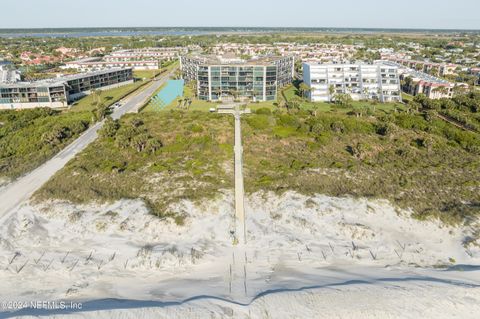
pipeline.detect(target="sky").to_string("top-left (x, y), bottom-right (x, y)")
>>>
top-left (1, 0), bottom-right (479, 30)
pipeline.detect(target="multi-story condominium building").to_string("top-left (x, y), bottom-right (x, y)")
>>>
top-left (303, 62), bottom-right (402, 103)
top-left (385, 57), bottom-right (458, 77)
top-left (63, 57), bottom-right (159, 71)
top-left (0, 62), bottom-right (21, 84)
top-left (0, 68), bottom-right (133, 109)
top-left (384, 61), bottom-right (455, 99)
top-left (107, 47), bottom-right (188, 61)
top-left (211, 43), bottom-right (357, 63)
top-left (405, 79), bottom-right (454, 99)
top-left (180, 55), bottom-right (294, 101)
top-left (62, 47), bottom-right (191, 72)
top-left (470, 67), bottom-right (480, 85)
top-left (0, 69), bottom-right (21, 83)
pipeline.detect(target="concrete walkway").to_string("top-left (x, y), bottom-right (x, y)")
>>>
top-left (234, 110), bottom-right (247, 245)
top-left (218, 104), bottom-right (250, 299)
top-left (219, 104), bottom-right (249, 244)
top-left (0, 70), bottom-right (176, 222)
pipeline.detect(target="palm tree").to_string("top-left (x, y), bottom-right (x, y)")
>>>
top-left (432, 86), bottom-right (449, 98)
top-left (229, 89), bottom-right (240, 100)
top-left (302, 84), bottom-right (313, 100)
top-left (430, 66), bottom-right (440, 76)
top-left (362, 87), bottom-right (369, 100)
top-left (288, 96), bottom-right (302, 111)
top-left (376, 88), bottom-right (383, 103)
top-left (91, 89), bottom-right (101, 106)
top-left (403, 76), bottom-right (413, 90)
top-left (352, 105), bottom-right (362, 117)
top-left (278, 100), bottom-right (287, 109)
top-left (96, 103), bottom-right (108, 120)
top-left (177, 97), bottom-right (184, 108)
top-left (299, 82), bottom-right (309, 98)
top-left (191, 81), bottom-right (198, 98)
top-left (452, 85), bottom-right (467, 96)
top-left (212, 87), bottom-right (222, 101)
top-left (328, 85), bottom-right (336, 102)
top-left (334, 94), bottom-right (353, 108)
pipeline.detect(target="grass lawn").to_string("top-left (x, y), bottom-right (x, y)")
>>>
top-left (142, 98), bottom-right (216, 113)
top-left (142, 81), bottom-right (220, 113)
top-left (69, 63), bottom-right (178, 113)
top-left (133, 70), bottom-right (163, 80)
top-left (184, 100), bottom-right (219, 112)
top-left (68, 81), bottom-right (147, 113)
top-left (245, 101), bottom-right (278, 112)
top-left (133, 60), bottom-right (179, 80)
top-left (143, 81), bottom-right (405, 116)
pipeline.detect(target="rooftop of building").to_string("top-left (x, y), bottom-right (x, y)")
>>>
top-left (182, 54), bottom-right (293, 66)
top-left (0, 67), bottom-right (132, 88)
top-left (382, 61), bottom-right (452, 85)
top-left (67, 60), bottom-right (158, 65)
top-left (0, 69), bottom-right (21, 83)
top-left (65, 57), bottom-right (102, 64)
top-left (113, 47), bottom-right (187, 52)
top-left (303, 60), bottom-right (399, 68)
top-left (387, 56), bottom-right (458, 67)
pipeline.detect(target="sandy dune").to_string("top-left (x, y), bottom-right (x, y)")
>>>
top-left (0, 192), bottom-right (479, 318)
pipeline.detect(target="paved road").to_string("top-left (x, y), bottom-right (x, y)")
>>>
top-left (0, 70), bottom-right (175, 221)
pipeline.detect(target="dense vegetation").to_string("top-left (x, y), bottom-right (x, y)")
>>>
top-left (34, 111), bottom-right (234, 223)
top-left (408, 92), bottom-right (480, 134)
top-left (0, 108), bottom-right (91, 181)
top-left (1, 31), bottom-right (478, 227)
top-left (242, 106), bottom-right (480, 225)
top-left (30, 97), bottom-right (480, 226)
top-left (1, 32), bottom-right (479, 74)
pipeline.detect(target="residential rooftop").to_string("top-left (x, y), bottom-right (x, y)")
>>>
top-left (0, 67), bottom-right (132, 88)
top-left (183, 54), bottom-right (293, 66)
top-left (303, 60), bottom-right (399, 67)
top-left (0, 69), bottom-right (21, 83)
top-left (382, 61), bottom-right (452, 84)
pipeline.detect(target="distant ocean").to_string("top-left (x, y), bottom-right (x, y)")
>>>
top-left (0, 27), bottom-right (478, 38)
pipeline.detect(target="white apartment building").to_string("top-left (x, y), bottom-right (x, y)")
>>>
top-left (212, 43), bottom-right (357, 63)
top-left (62, 47), bottom-right (190, 72)
top-left (0, 62), bottom-right (21, 83)
top-left (303, 62), bottom-right (402, 103)
top-left (108, 47), bottom-right (188, 60)
top-left (64, 60), bottom-right (158, 71)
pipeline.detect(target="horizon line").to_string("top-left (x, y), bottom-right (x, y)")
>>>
top-left (0, 26), bottom-right (479, 32)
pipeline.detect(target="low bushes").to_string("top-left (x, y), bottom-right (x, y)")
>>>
top-left (34, 111), bottom-right (234, 223)
top-left (242, 110), bottom-right (480, 225)
top-left (0, 108), bottom-right (91, 179)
